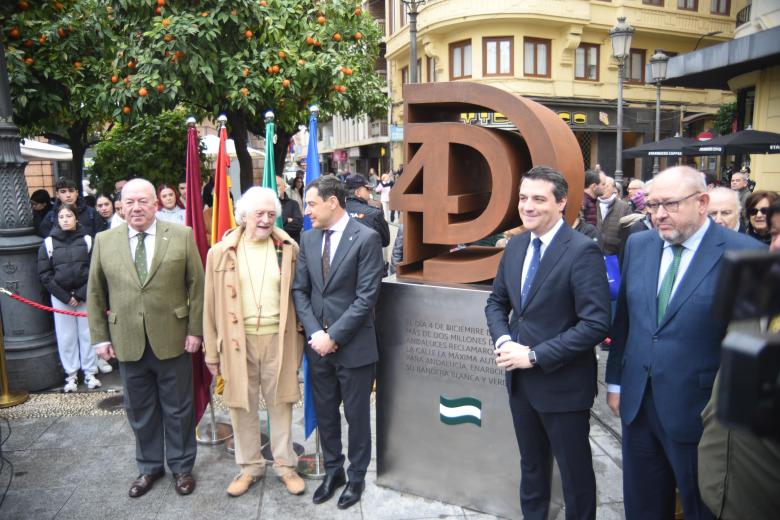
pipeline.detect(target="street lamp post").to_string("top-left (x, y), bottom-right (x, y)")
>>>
top-left (402, 0), bottom-right (426, 83)
top-left (609, 16), bottom-right (634, 186)
top-left (649, 49), bottom-right (669, 175)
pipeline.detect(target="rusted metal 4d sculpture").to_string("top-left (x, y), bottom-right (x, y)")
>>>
top-left (391, 83), bottom-right (584, 283)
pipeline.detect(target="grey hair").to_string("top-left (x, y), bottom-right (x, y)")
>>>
top-left (234, 186), bottom-right (283, 225)
top-left (709, 186), bottom-right (741, 211)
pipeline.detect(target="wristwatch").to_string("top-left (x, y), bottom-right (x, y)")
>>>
top-left (528, 350), bottom-right (537, 366)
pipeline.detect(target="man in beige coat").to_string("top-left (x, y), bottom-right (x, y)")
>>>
top-left (203, 186), bottom-right (305, 497)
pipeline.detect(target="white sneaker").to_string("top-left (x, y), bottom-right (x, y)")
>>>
top-left (96, 358), bottom-right (113, 374)
top-left (85, 373), bottom-right (102, 389)
top-left (63, 374), bottom-right (78, 393)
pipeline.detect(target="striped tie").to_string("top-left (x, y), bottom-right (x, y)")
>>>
top-left (657, 244), bottom-right (684, 324)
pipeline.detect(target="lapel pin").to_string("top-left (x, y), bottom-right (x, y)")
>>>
top-left (349, 236), bottom-right (353, 241)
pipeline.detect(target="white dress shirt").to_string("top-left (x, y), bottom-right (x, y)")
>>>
top-left (495, 218), bottom-right (565, 349)
top-left (321, 211), bottom-right (350, 263)
top-left (128, 220), bottom-right (157, 274)
top-left (608, 218), bottom-right (711, 394)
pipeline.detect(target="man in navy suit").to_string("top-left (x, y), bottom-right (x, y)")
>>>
top-left (485, 166), bottom-right (611, 520)
top-left (292, 175), bottom-right (385, 510)
top-left (605, 166), bottom-right (764, 520)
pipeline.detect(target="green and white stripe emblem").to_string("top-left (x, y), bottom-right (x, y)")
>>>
top-left (439, 396), bottom-right (482, 427)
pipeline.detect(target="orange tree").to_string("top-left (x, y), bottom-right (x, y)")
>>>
top-left (103, 0), bottom-right (386, 191)
top-left (1, 0), bottom-right (115, 187)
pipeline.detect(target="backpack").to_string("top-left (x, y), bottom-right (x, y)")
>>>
top-left (44, 235), bottom-right (92, 259)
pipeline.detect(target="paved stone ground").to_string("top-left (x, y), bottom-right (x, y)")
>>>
top-left (0, 267), bottom-right (625, 519)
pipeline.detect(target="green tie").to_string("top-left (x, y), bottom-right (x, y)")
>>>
top-left (657, 244), bottom-right (684, 324)
top-left (134, 232), bottom-right (148, 284)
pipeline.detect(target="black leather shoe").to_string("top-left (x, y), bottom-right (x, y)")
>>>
top-left (128, 471), bottom-right (165, 498)
top-left (337, 481), bottom-right (365, 510)
top-left (312, 470), bottom-right (346, 504)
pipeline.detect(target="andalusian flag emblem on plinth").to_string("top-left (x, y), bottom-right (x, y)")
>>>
top-left (439, 396), bottom-right (482, 427)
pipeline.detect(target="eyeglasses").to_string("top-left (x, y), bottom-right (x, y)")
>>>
top-left (748, 207), bottom-right (769, 216)
top-left (645, 192), bottom-right (700, 214)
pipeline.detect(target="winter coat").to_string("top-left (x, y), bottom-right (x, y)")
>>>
top-left (203, 226), bottom-right (304, 411)
top-left (38, 225), bottom-right (92, 303)
top-left (346, 195), bottom-right (390, 247)
top-left (39, 197), bottom-right (101, 238)
top-left (280, 194), bottom-right (303, 244)
top-left (156, 206), bottom-right (186, 225)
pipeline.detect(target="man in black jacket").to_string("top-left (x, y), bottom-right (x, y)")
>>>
top-left (276, 174), bottom-right (303, 243)
top-left (345, 174), bottom-right (390, 247)
top-left (40, 178), bottom-right (101, 238)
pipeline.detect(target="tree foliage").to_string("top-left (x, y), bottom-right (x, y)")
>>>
top-left (1, 0), bottom-right (115, 183)
top-left (89, 108), bottom-right (205, 195)
top-left (101, 0), bottom-right (386, 190)
top-left (714, 102), bottom-right (737, 136)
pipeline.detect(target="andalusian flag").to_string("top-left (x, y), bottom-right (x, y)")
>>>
top-left (262, 111), bottom-right (283, 228)
top-left (211, 117), bottom-right (236, 246)
top-left (439, 396), bottom-right (482, 427)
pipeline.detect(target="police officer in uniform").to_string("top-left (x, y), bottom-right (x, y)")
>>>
top-left (345, 174), bottom-right (390, 248)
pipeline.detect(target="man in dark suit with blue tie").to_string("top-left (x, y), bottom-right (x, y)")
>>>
top-left (292, 175), bottom-right (385, 510)
top-left (605, 166), bottom-right (765, 520)
top-left (485, 166), bottom-right (611, 520)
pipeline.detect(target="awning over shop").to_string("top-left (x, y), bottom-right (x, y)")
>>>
top-left (661, 26), bottom-right (780, 90)
top-left (20, 139), bottom-right (73, 161)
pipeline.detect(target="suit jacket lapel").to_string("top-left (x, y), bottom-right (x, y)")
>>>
top-left (522, 224), bottom-right (570, 311)
top-left (115, 223), bottom-right (143, 287)
top-left (144, 222), bottom-right (170, 286)
top-left (310, 228), bottom-right (324, 289)
top-left (510, 233), bottom-right (530, 311)
top-left (659, 223), bottom-right (723, 329)
top-left (324, 218), bottom-right (359, 290)
top-left (645, 233), bottom-right (664, 326)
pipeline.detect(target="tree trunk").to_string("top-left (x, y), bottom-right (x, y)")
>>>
top-left (226, 110), bottom-right (254, 193)
top-left (274, 127), bottom-right (293, 179)
top-left (66, 120), bottom-right (89, 191)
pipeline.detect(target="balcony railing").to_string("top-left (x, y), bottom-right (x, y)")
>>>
top-left (370, 120), bottom-right (389, 138)
top-left (736, 4), bottom-right (751, 28)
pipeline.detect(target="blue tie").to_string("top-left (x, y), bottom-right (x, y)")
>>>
top-left (521, 238), bottom-right (542, 306)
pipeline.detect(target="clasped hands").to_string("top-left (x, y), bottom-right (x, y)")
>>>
top-left (309, 330), bottom-right (338, 357)
top-left (494, 341), bottom-right (533, 370)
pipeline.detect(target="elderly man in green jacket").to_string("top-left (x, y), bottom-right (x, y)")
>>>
top-left (87, 178), bottom-right (204, 499)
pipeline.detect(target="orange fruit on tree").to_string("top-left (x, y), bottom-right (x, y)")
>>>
top-left (245, 30), bottom-right (253, 39)
top-left (123, 76), bottom-right (130, 85)
top-left (73, 61), bottom-right (81, 70)
top-left (306, 36), bottom-right (314, 45)
top-left (157, 0), bottom-right (166, 6)
top-left (174, 50), bottom-right (185, 59)
top-left (38, 35), bottom-right (47, 44)
top-left (317, 15), bottom-right (326, 25)
top-left (200, 11), bottom-right (209, 17)
top-left (138, 87), bottom-right (148, 97)
top-left (164, 34), bottom-right (174, 42)
top-left (314, 40), bottom-right (321, 47)
top-left (111, 75), bottom-right (119, 83)
top-left (259, 0), bottom-right (268, 6)
top-left (155, 7), bottom-right (161, 15)
top-left (54, 2), bottom-right (64, 11)
top-left (282, 79), bottom-right (290, 88)
top-left (24, 57), bottom-right (33, 65)
top-left (23, 39), bottom-right (33, 47)
top-left (271, 64), bottom-right (280, 74)
top-left (156, 83), bottom-right (165, 93)
top-left (332, 33), bottom-right (342, 42)
top-left (128, 60), bottom-right (136, 68)
top-left (57, 28), bottom-right (66, 38)
top-left (278, 50), bottom-right (286, 59)
top-left (267, 66), bottom-right (273, 73)
top-left (240, 87), bottom-right (249, 96)
top-left (354, 7), bottom-right (362, 16)
top-left (122, 106), bottom-right (131, 114)
top-left (353, 32), bottom-right (362, 40)
top-left (298, 59), bottom-right (305, 65)
top-left (338, 85), bottom-right (347, 93)
top-left (162, 18), bottom-right (171, 27)
top-left (9, 27), bottom-right (20, 40)
top-left (242, 67), bottom-right (250, 77)
top-left (231, 9), bottom-right (238, 16)
top-left (17, 1), bottom-right (30, 10)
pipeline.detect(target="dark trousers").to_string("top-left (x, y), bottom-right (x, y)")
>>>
top-left (119, 346), bottom-right (196, 475)
top-left (309, 354), bottom-right (375, 483)
top-left (509, 375), bottom-right (596, 520)
top-left (622, 384), bottom-right (715, 520)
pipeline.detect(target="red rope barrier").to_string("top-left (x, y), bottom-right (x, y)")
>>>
top-left (0, 288), bottom-right (88, 317)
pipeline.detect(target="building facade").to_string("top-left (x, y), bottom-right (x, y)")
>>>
top-left (385, 0), bottom-right (743, 181)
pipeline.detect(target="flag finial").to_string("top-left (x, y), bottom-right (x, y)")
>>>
top-left (309, 105), bottom-right (319, 115)
top-left (264, 110), bottom-right (275, 122)
top-left (186, 116), bottom-right (197, 126)
top-left (217, 114), bottom-right (228, 127)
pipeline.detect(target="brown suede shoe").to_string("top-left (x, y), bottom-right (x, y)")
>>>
top-left (129, 471), bottom-right (165, 498)
top-left (173, 473), bottom-right (196, 495)
top-left (226, 473), bottom-right (261, 497)
top-left (280, 472), bottom-right (306, 495)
